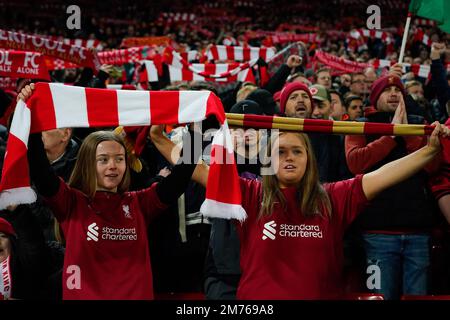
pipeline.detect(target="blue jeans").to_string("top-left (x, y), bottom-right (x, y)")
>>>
top-left (362, 233), bottom-right (430, 300)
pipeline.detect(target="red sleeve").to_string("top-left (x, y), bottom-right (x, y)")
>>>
top-left (134, 182), bottom-right (169, 225)
top-left (239, 177), bottom-right (262, 218)
top-left (429, 137), bottom-right (450, 199)
top-left (43, 177), bottom-right (77, 224)
top-left (404, 135), bottom-right (426, 153)
top-left (345, 135), bottom-right (397, 174)
top-left (324, 174), bottom-right (368, 230)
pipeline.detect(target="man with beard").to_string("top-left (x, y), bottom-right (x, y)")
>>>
top-left (345, 75), bottom-right (439, 300)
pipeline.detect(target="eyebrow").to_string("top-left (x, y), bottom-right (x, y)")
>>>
top-left (278, 145), bottom-right (305, 150)
top-left (96, 153), bottom-right (125, 157)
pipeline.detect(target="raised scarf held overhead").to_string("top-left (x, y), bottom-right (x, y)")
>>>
top-left (0, 29), bottom-right (100, 72)
top-left (0, 83), bottom-right (246, 221)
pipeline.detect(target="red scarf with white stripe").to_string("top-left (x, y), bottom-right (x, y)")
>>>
top-left (0, 83), bottom-right (246, 221)
top-left (142, 60), bottom-right (255, 83)
top-left (205, 45), bottom-right (275, 62)
top-left (0, 256), bottom-right (12, 300)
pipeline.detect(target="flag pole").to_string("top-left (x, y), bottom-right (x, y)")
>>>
top-left (399, 12), bottom-right (413, 63)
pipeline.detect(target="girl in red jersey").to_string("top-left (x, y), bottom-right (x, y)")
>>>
top-left (150, 124), bottom-right (449, 299)
top-left (20, 84), bottom-right (199, 300)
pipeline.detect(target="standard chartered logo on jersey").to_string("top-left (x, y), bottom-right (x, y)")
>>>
top-left (86, 222), bottom-right (137, 241)
top-left (262, 220), bottom-right (323, 240)
top-left (87, 223), bottom-right (99, 241)
top-left (262, 221), bottom-right (277, 240)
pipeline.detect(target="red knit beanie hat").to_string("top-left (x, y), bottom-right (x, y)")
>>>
top-left (279, 82), bottom-right (313, 114)
top-left (369, 75), bottom-right (405, 108)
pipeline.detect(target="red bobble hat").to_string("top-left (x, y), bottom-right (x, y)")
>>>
top-left (369, 75), bottom-right (405, 108)
top-left (279, 82), bottom-right (313, 114)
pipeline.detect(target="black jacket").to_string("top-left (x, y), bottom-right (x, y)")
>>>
top-left (352, 112), bottom-right (436, 231)
top-left (30, 139), bottom-right (79, 242)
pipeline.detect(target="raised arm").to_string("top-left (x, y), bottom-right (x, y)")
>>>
top-left (150, 125), bottom-right (209, 188)
top-left (362, 122), bottom-right (449, 201)
top-left (18, 84), bottom-right (60, 198)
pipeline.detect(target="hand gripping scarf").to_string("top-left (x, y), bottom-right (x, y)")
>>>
top-left (0, 83), bottom-right (246, 221)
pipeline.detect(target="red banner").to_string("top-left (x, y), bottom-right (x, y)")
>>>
top-left (0, 50), bottom-right (50, 80)
top-left (120, 36), bottom-right (174, 48)
top-left (0, 29), bottom-right (100, 71)
top-left (314, 51), bottom-right (369, 73)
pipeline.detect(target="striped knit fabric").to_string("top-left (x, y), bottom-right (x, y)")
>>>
top-left (106, 84), bottom-right (137, 90)
top-left (0, 83), bottom-right (246, 221)
top-left (205, 45), bottom-right (275, 62)
top-left (226, 113), bottom-right (435, 136)
top-left (371, 59), bottom-right (432, 78)
top-left (142, 59), bottom-right (255, 83)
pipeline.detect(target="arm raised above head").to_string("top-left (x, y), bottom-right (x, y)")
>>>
top-left (150, 124), bottom-right (209, 188)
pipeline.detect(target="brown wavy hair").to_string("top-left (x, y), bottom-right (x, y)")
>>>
top-left (260, 132), bottom-right (331, 219)
top-left (68, 131), bottom-right (130, 197)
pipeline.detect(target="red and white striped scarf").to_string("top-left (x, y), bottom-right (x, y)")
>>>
top-left (0, 256), bottom-right (12, 300)
top-left (0, 83), bottom-right (246, 221)
top-left (413, 28), bottom-right (432, 47)
top-left (414, 18), bottom-right (436, 27)
top-left (352, 29), bottom-right (393, 44)
top-left (168, 62), bottom-right (255, 83)
top-left (142, 59), bottom-right (255, 83)
top-left (371, 59), bottom-right (432, 79)
top-left (106, 84), bottom-right (137, 90)
top-left (144, 48), bottom-right (256, 83)
top-left (205, 45), bottom-right (275, 62)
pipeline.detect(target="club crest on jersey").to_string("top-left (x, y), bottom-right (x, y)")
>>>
top-left (122, 205), bottom-right (132, 219)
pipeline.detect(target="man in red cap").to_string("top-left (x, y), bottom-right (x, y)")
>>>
top-left (345, 74), bottom-right (440, 300)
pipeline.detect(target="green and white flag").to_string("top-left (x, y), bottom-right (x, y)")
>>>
top-left (409, 0), bottom-right (450, 33)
